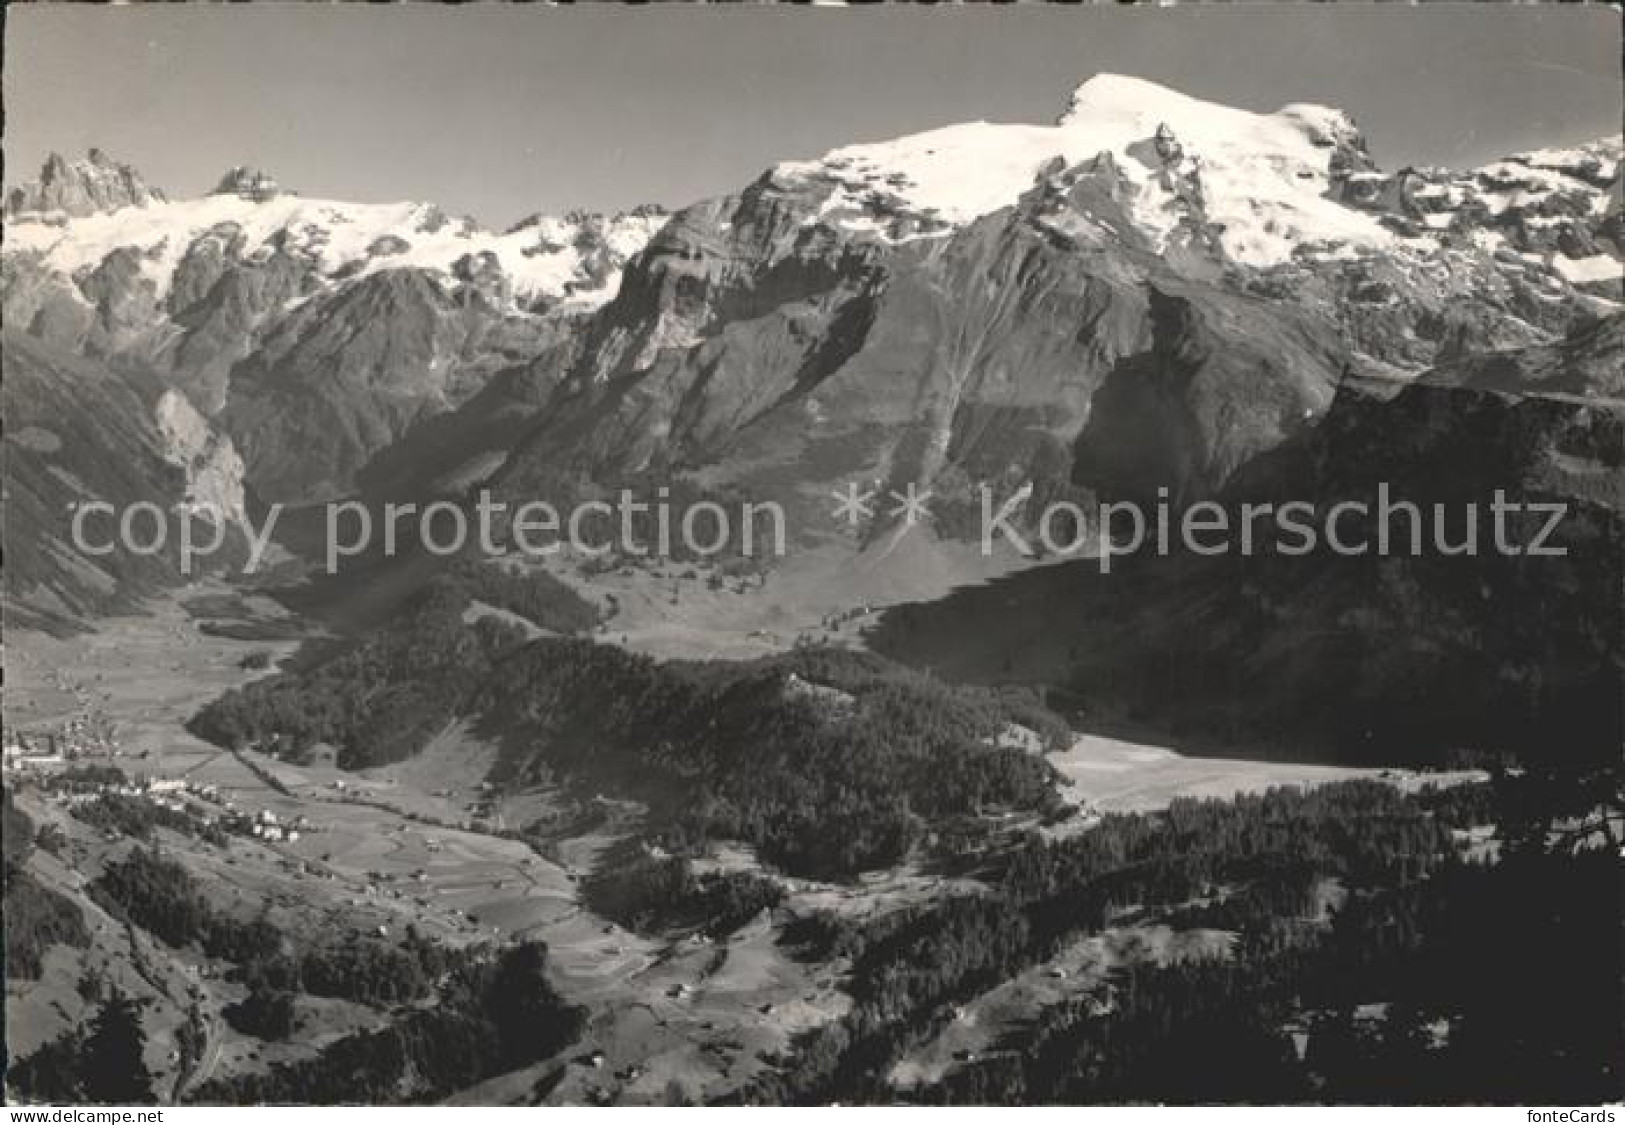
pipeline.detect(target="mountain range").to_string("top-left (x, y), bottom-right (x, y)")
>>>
top-left (5, 152), bottom-right (667, 500)
top-left (5, 75), bottom-right (1622, 712)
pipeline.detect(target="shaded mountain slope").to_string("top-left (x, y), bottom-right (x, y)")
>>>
top-left (872, 316), bottom-right (1625, 767)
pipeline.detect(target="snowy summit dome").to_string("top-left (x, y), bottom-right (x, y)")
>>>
top-left (774, 72), bottom-right (1396, 266)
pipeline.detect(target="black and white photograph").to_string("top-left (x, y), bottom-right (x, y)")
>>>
top-left (2, 2), bottom-right (1621, 1111)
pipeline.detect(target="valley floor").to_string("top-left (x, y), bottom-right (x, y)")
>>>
top-left (4, 582), bottom-right (1477, 1105)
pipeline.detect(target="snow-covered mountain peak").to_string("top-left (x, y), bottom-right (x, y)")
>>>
top-left (1058, 73), bottom-right (1363, 154)
top-left (770, 74), bottom-right (1398, 265)
top-left (765, 76), bottom-right (1620, 285)
top-left (3, 187), bottom-right (668, 313)
top-left (1059, 72), bottom-right (1231, 128)
top-left (1052, 77), bottom-right (1390, 264)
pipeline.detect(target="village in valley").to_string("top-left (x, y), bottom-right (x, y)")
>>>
top-left (2, 588), bottom-right (873, 1103)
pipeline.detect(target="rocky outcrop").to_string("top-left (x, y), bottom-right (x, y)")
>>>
top-left (211, 166), bottom-right (283, 202)
top-left (4, 149), bottom-right (165, 218)
top-left (164, 246), bottom-right (320, 414)
top-left (76, 246), bottom-right (164, 355)
top-left (0, 250), bottom-right (95, 349)
top-left (154, 389), bottom-right (250, 528)
top-left (1332, 140), bottom-right (1623, 301)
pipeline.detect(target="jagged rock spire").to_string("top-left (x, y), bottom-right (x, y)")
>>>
top-left (5, 149), bottom-right (165, 218)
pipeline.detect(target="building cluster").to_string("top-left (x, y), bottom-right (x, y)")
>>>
top-left (26, 765), bottom-right (319, 845)
top-left (3, 715), bottom-right (120, 769)
top-left (239, 807), bottom-right (307, 843)
top-left (208, 800), bottom-right (315, 844)
top-left (41, 773), bottom-right (183, 802)
top-left (137, 778), bottom-right (196, 816)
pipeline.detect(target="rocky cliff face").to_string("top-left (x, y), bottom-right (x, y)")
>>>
top-left (153, 388), bottom-right (249, 528)
top-left (2, 154), bottom-right (668, 499)
top-left (2, 334), bottom-right (251, 634)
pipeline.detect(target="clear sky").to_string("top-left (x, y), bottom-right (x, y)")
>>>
top-left (5, 4), bottom-right (1619, 229)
